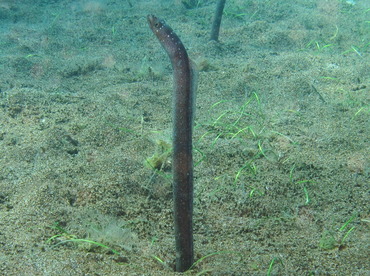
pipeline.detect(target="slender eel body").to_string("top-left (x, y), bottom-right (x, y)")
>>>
top-left (210, 0), bottom-right (227, 41)
top-left (147, 15), bottom-right (195, 272)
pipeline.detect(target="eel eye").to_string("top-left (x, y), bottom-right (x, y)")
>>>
top-left (155, 20), bottom-right (166, 29)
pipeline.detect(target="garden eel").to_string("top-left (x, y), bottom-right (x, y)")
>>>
top-left (147, 15), bottom-right (197, 272)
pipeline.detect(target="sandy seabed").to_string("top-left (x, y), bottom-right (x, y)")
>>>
top-left (0, 0), bottom-right (369, 275)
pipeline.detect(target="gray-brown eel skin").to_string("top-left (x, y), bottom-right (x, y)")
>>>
top-left (147, 14), bottom-right (196, 272)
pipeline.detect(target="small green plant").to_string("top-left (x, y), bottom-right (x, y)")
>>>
top-left (46, 222), bottom-right (121, 255)
top-left (267, 257), bottom-right (284, 276)
top-left (319, 230), bottom-right (338, 250)
top-left (196, 92), bottom-right (264, 149)
top-left (149, 237), bottom-right (173, 270)
top-left (303, 40), bottom-right (334, 53)
top-left (233, 153), bottom-right (259, 186)
top-left (352, 104), bottom-right (370, 119)
top-left (145, 139), bottom-right (172, 171)
top-left (289, 164), bottom-right (314, 205)
top-left (196, 94), bottom-right (267, 191)
top-left (341, 45), bottom-right (362, 56)
top-left (186, 250), bottom-right (241, 274)
top-left (319, 214), bottom-right (357, 250)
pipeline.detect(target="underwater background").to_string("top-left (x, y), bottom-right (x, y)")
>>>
top-left (0, 0), bottom-right (369, 274)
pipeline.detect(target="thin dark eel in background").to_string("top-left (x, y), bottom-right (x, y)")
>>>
top-left (210, 0), bottom-right (226, 41)
top-left (147, 14), bottom-right (196, 272)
